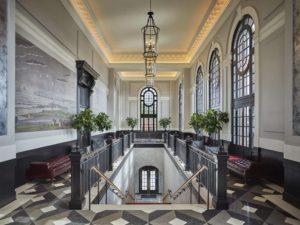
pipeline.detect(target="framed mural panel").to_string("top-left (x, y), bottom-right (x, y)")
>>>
top-left (294, 0), bottom-right (300, 135)
top-left (0, 0), bottom-right (7, 136)
top-left (15, 34), bottom-right (76, 132)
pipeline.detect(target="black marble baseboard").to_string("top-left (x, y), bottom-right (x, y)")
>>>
top-left (283, 158), bottom-right (300, 208)
top-left (0, 159), bottom-right (16, 208)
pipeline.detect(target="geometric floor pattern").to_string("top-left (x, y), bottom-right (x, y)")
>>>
top-left (0, 173), bottom-right (300, 225)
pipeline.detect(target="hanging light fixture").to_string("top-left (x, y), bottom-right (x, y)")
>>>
top-left (142, 0), bottom-right (160, 59)
top-left (142, 0), bottom-right (159, 87)
top-left (145, 57), bottom-right (156, 77)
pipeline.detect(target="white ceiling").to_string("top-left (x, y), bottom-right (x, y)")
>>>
top-left (86, 0), bottom-right (213, 53)
top-left (64, 0), bottom-right (231, 79)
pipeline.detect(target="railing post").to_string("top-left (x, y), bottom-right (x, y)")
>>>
top-left (212, 150), bottom-right (229, 210)
top-left (69, 149), bottom-right (84, 210)
top-left (127, 132), bottom-right (130, 147)
top-left (120, 134), bottom-right (124, 156)
top-left (164, 131), bottom-right (168, 143)
top-left (185, 136), bottom-right (192, 171)
top-left (168, 133), bottom-right (171, 148)
top-left (174, 133), bottom-right (178, 156)
top-left (106, 136), bottom-right (113, 171)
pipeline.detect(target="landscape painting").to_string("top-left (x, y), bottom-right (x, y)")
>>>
top-left (15, 34), bottom-right (76, 133)
top-left (0, 0), bottom-right (7, 136)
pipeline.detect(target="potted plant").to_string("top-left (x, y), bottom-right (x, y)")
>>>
top-left (202, 109), bottom-right (229, 152)
top-left (159, 117), bottom-right (171, 131)
top-left (126, 117), bottom-right (138, 131)
top-left (189, 113), bottom-right (205, 140)
top-left (189, 113), bottom-right (205, 149)
top-left (71, 108), bottom-right (97, 149)
top-left (95, 112), bottom-right (112, 132)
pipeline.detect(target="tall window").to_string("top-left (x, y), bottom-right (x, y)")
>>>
top-left (179, 83), bottom-right (183, 130)
top-left (209, 49), bottom-right (220, 110)
top-left (196, 66), bottom-right (204, 114)
top-left (232, 15), bottom-right (255, 149)
top-left (139, 166), bottom-right (158, 194)
top-left (140, 87), bottom-right (157, 131)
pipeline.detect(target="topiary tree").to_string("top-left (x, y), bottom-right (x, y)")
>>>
top-left (71, 108), bottom-right (97, 148)
top-left (159, 117), bottom-right (171, 131)
top-left (202, 109), bottom-right (229, 145)
top-left (95, 112), bottom-right (112, 132)
top-left (189, 113), bottom-right (205, 140)
top-left (126, 117), bottom-right (138, 131)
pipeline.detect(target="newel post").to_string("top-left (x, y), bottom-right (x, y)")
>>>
top-left (213, 149), bottom-right (229, 210)
top-left (185, 136), bottom-right (193, 171)
top-left (120, 133), bottom-right (124, 156)
top-left (106, 136), bottom-right (113, 171)
top-left (69, 149), bottom-right (84, 209)
top-left (173, 132), bottom-right (178, 156)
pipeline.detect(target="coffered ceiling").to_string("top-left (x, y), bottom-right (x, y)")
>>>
top-left (63, 0), bottom-right (231, 66)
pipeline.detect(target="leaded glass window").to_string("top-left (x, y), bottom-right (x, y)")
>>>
top-left (232, 15), bottom-right (255, 148)
top-left (196, 66), bottom-right (204, 114)
top-left (209, 49), bottom-right (220, 110)
top-left (140, 87), bottom-right (157, 131)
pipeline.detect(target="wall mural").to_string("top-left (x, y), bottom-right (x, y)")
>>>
top-left (0, 0), bottom-right (7, 136)
top-left (15, 34), bottom-right (76, 133)
top-left (294, 0), bottom-right (300, 135)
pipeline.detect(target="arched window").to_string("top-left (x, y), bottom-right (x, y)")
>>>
top-left (139, 166), bottom-right (159, 194)
top-left (232, 15), bottom-right (255, 150)
top-left (140, 87), bottom-right (157, 131)
top-left (179, 83), bottom-right (183, 131)
top-left (209, 49), bottom-right (220, 110)
top-left (196, 66), bottom-right (204, 114)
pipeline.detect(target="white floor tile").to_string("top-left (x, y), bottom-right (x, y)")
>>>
top-left (168, 218), bottom-right (187, 225)
top-left (41, 205), bottom-right (56, 213)
top-left (0, 217), bottom-right (14, 225)
top-left (63, 189), bottom-right (71, 194)
top-left (253, 196), bottom-right (266, 202)
top-left (53, 218), bottom-right (71, 225)
top-left (241, 205), bottom-right (257, 213)
top-left (31, 196), bottom-right (45, 202)
top-left (227, 217), bottom-right (245, 225)
top-left (285, 217), bottom-right (300, 225)
top-left (24, 188), bottom-right (36, 194)
top-left (111, 218), bottom-right (129, 225)
top-left (53, 183), bottom-right (64, 187)
top-left (262, 188), bottom-right (275, 194)
top-left (233, 183), bottom-right (245, 188)
top-left (227, 189), bottom-right (235, 195)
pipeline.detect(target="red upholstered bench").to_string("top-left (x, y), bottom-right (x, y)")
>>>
top-left (227, 155), bottom-right (261, 183)
top-left (26, 155), bottom-right (71, 181)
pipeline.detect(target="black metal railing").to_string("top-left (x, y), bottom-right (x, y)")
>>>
top-left (176, 138), bottom-right (186, 165)
top-left (69, 135), bottom-right (131, 210)
top-left (165, 134), bottom-right (228, 210)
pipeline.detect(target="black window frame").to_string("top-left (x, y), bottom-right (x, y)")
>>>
top-left (209, 49), bottom-right (221, 110)
top-left (231, 15), bottom-right (255, 150)
top-left (139, 166), bottom-right (159, 194)
top-left (196, 66), bottom-right (204, 114)
top-left (140, 87), bottom-right (158, 131)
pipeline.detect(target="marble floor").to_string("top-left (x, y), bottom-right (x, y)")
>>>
top-left (0, 173), bottom-right (300, 225)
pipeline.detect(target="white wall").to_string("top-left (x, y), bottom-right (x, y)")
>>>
top-left (6, 0), bottom-right (110, 154)
top-left (118, 80), bottom-right (178, 130)
top-left (187, 0), bottom-right (300, 162)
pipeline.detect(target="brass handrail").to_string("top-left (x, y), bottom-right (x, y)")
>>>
top-left (90, 166), bottom-right (134, 201)
top-left (163, 165), bottom-right (208, 202)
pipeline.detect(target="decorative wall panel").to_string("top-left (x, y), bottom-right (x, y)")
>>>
top-left (0, 0), bottom-right (7, 136)
top-left (15, 34), bottom-right (76, 132)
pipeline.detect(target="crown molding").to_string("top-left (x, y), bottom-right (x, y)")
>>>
top-left (62, 0), bottom-right (231, 65)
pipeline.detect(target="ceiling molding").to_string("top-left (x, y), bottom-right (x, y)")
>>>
top-left (63, 0), bottom-right (231, 65)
